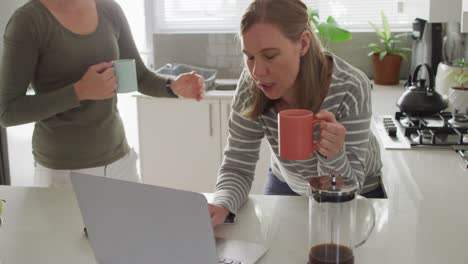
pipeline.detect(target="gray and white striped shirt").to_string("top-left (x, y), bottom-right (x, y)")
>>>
top-left (213, 54), bottom-right (383, 214)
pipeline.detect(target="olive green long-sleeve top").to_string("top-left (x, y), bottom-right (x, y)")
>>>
top-left (0, 0), bottom-right (174, 169)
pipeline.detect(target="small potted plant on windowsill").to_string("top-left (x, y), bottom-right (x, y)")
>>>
top-left (368, 11), bottom-right (411, 85)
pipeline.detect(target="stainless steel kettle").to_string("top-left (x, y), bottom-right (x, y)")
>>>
top-left (397, 63), bottom-right (448, 116)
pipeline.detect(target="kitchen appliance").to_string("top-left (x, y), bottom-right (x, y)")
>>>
top-left (411, 19), bottom-right (443, 75)
top-left (373, 112), bottom-right (468, 168)
top-left (397, 64), bottom-right (448, 115)
top-left (454, 146), bottom-right (468, 168)
top-left (307, 175), bottom-right (375, 264)
top-left (435, 22), bottom-right (466, 102)
top-left (71, 172), bottom-right (269, 264)
top-left (442, 22), bottom-right (465, 63)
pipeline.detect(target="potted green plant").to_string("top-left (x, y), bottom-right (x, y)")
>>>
top-left (446, 58), bottom-right (468, 115)
top-left (447, 58), bottom-right (468, 87)
top-left (308, 8), bottom-right (352, 44)
top-left (368, 11), bottom-right (411, 85)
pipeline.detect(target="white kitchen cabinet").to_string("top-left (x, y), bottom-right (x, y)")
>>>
top-left (402, 0), bottom-right (462, 22)
top-left (137, 95), bottom-right (270, 194)
top-left (137, 97), bottom-right (221, 193)
top-left (220, 98), bottom-right (270, 195)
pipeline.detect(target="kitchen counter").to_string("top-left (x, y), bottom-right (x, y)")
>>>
top-left (1, 83), bottom-right (467, 264)
top-left (132, 89), bottom-right (235, 100)
top-left (132, 78), bottom-right (236, 100)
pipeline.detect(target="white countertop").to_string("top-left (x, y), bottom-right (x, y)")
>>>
top-left (133, 78), bottom-right (236, 100)
top-left (133, 89), bottom-right (235, 100)
top-left (1, 83), bottom-right (468, 264)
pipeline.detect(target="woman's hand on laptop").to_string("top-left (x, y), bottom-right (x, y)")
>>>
top-left (208, 204), bottom-right (230, 227)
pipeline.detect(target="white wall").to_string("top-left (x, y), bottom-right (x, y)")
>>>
top-left (1, 0), bottom-right (30, 185)
top-left (0, 0), bottom-right (28, 49)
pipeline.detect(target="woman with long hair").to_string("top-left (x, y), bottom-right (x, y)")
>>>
top-left (209, 0), bottom-right (383, 226)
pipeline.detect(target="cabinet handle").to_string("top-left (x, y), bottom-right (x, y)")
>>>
top-left (227, 103), bottom-right (231, 121)
top-left (209, 103), bottom-right (213, 137)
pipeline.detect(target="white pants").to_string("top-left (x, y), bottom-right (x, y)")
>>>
top-left (33, 149), bottom-right (140, 188)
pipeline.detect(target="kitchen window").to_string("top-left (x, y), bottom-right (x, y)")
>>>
top-left (153, 0), bottom-right (413, 33)
top-left (153, 0), bottom-right (249, 33)
top-left (115, 0), bottom-right (152, 65)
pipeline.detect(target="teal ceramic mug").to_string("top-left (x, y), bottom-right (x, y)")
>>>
top-left (112, 59), bottom-right (138, 93)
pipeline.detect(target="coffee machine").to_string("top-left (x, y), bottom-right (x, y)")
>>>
top-left (411, 18), bottom-right (443, 75)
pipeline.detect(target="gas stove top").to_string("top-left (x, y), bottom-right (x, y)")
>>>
top-left (373, 112), bottom-right (468, 168)
top-left (374, 112), bottom-right (468, 148)
top-left (454, 146), bottom-right (468, 169)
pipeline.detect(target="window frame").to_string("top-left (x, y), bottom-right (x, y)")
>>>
top-left (152, 0), bottom-right (413, 34)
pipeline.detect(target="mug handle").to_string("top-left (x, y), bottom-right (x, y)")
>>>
top-left (354, 195), bottom-right (376, 248)
top-left (311, 117), bottom-right (325, 155)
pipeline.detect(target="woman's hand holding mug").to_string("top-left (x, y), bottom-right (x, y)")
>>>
top-left (278, 109), bottom-right (345, 160)
top-left (74, 62), bottom-right (117, 101)
top-left (315, 110), bottom-right (346, 159)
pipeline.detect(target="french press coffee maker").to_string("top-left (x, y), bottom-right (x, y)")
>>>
top-left (307, 175), bottom-right (375, 264)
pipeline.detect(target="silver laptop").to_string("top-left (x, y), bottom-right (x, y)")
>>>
top-left (70, 172), bottom-right (268, 264)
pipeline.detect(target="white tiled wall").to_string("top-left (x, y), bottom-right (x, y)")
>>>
top-left (153, 32), bottom-right (413, 79)
top-left (153, 33), bottom-right (245, 79)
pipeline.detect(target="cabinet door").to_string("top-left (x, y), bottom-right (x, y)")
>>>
top-left (137, 97), bottom-right (221, 193)
top-left (220, 99), bottom-right (270, 195)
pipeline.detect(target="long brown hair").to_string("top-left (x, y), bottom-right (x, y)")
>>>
top-left (240, 0), bottom-right (331, 119)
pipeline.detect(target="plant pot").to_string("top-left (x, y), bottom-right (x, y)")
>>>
top-left (448, 86), bottom-right (468, 114)
top-left (435, 62), bottom-right (467, 99)
top-left (372, 54), bottom-right (402, 85)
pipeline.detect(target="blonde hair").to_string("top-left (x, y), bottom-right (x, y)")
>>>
top-left (240, 0), bottom-right (331, 119)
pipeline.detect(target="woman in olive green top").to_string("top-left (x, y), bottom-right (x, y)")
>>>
top-left (0, 0), bottom-right (205, 186)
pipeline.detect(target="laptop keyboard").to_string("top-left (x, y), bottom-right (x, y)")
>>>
top-left (218, 257), bottom-right (242, 264)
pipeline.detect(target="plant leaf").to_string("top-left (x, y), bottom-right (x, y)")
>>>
top-left (394, 33), bottom-right (409, 39)
top-left (393, 52), bottom-right (407, 60)
top-left (379, 51), bottom-right (388, 61)
top-left (368, 43), bottom-right (380, 49)
top-left (448, 70), bottom-right (461, 81)
top-left (311, 17), bottom-right (320, 27)
top-left (455, 57), bottom-right (467, 67)
top-left (326, 16), bottom-right (337, 25)
top-left (308, 6), bottom-right (352, 44)
top-left (308, 7), bottom-right (319, 19)
top-left (381, 11), bottom-right (391, 41)
top-left (308, 7), bottom-right (320, 27)
top-left (458, 74), bottom-right (468, 84)
top-left (369, 21), bottom-right (385, 39)
top-left (399, 47), bottom-right (412, 52)
top-left (317, 23), bottom-right (352, 42)
top-left (368, 51), bottom-right (377, 57)
top-left (368, 43), bottom-right (382, 53)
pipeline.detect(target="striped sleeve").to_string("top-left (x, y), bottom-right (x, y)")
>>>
top-left (317, 64), bottom-right (372, 191)
top-left (212, 71), bottom-right (264, 214)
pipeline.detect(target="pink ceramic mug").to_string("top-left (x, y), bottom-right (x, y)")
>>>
top-left (278, 109), bottom-right (321, 160)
